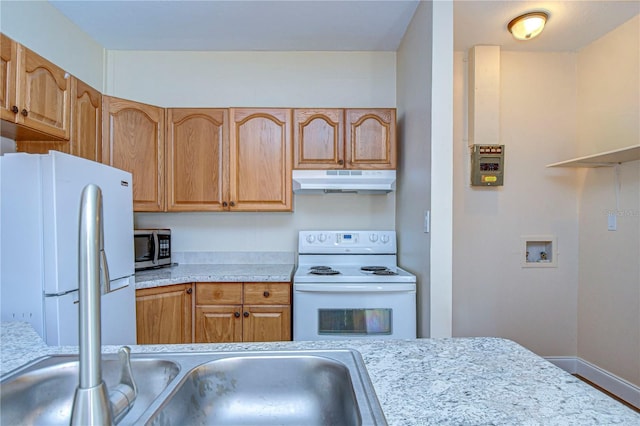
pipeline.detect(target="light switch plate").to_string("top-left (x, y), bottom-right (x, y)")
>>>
top-left (607, 213), bottom-right (617, 231)
top-left (424, 210), bottom-right (430, 233)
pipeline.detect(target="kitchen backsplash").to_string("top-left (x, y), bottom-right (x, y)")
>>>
top-left (173, 251), bottom-right (294, 265)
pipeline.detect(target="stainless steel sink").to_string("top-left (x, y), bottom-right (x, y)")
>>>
top-left (1, 349), bottom-right (386, 426)
top-left (0, 354), bottom-right (180, 425)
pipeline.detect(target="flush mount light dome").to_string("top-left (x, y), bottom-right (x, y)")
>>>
top-left (508, 12), bottom-right (549, 40)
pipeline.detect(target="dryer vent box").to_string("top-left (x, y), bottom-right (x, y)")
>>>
top-left (471, 144), bottom-right (504, 186)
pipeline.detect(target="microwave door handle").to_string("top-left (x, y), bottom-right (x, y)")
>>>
top-left (152, 232), bottom-right (159, 265)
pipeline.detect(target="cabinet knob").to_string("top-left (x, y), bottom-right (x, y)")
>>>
top-left (186, 287), bottom-right (193, 294)
top-left (229, 201), bottom-right (235, 207)
top-left (243, 311), bottom-right (249, 318)
top-left (222, 201), bottom-right (228, 207)
top-left (11, 106), bottom-right (18, 114)
top-left (263, 291), bottom-right (270, 298)
top-left (234, 311), bottom-right (241, 318)
top-left (21, 109), bottom-right (28, 117)
top-left (338, 159), bottom-right (344, 165)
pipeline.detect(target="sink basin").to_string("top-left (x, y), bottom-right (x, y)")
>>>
top-left (148, 355), bottom-right (360, 425)
top-left (144, 349), bottom-right (386, 426)
top-left (1, 349), bottom-right (385, 426)
top-left (0, 354), bottom-right (180, 425)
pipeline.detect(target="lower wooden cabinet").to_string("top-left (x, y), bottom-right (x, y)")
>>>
top-left (195, 282), bottom-right (291, 343)
top-left (135, 283), bottom-right (193, 344)
top-left (135, 281), bottom-right (291, 344)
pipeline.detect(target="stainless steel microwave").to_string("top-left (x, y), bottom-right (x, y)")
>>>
top-left (134, 229), bottom-right (172, 270)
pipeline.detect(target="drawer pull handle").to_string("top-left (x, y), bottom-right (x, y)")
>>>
top-left (263, 291), bottom-right (270, 297)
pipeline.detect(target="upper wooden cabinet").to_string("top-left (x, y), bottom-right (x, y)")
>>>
top-left (69, 78), bottom-right (101, 162)
top-left (14, 77), bottom-right (101, 160)
top-left (1, 34), bottom-right (17, 123)
top-left (229, 108), bottom-right (292, 212)
top-left (293, 108), bottom-right (344, 169)
top-left (102, 96), bottom-right (165, 212)
top-left (294, 108), bottom-right (396, 170)
top-left (166, 108), bottom-right (229, 211)
top-left (346, 109), bottom-right (396, 169)
top-left (1, 35), bottom-right (71, 141)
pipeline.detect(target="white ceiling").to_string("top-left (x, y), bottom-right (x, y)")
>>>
top-left (48, 0), bottom-right (639, 52)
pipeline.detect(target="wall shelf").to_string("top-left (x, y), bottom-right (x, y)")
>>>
top-left (546, 144), bottom-right (640, 168)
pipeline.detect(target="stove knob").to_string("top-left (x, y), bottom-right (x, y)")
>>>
top-left (381, 234), bottom-right (390, 243)
top-left (306, 234), bottom-right (316, 243)
top-left (318, 233), bottom-right (327, 242)
top-left (369, 233), bottom-right (378, 242)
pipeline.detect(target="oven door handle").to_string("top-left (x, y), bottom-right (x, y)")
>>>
top-left (294, 283), bottom-right (416, 292)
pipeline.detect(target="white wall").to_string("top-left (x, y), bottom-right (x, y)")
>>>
top-left (107, 50), bottom-right (399, 252)
top-left (136, 195), bottom-right (395, 253)
top-left (0, 137), bottom-right (15, 155)
top-left (0, 1), bottom-right (104, 90)
top-left (105, 50), bottom-right (395, 108)
top-left (575, 15), bottom-right (640, 387)
top-left (452, 50), bottom-right (580, 356)
top-left (396, 0), bottom-right (454, 338)
top-left (396, 0), bottom-right (433, 338)
top-left (576, 15), bottom-right (640, 155)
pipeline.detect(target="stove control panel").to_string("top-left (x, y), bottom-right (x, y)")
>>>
top-left (299, 230), bottom-right (396, 254)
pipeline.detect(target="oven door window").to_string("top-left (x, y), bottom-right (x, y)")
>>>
top-left (318, 308), bottom-right (392, 335)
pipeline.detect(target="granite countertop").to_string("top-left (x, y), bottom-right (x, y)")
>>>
top-left (2, 322), bottom-right (638, 425)
top-left (135, 251), bottom-right (296, 289)
top-left (135, 263), bottom-right (295, 289)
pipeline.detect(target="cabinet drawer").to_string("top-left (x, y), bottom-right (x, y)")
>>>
top-left (244, 282), bottom-right (290, 305)
top-left (196, 283), bottom-right (242, 305)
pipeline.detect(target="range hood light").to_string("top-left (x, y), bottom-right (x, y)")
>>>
top-left (292, 170), bottom-right (396, 194)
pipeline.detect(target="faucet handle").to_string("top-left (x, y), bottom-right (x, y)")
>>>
top-left (109, 346), bottom-right (138, 424)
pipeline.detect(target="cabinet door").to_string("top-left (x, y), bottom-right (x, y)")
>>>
top-left (195, 305), bottom-right (243, 343)
top-left (293, 109), bottom-right (344, 169)
top-left (0, 34), bottom-right (17, 122)
top-left (70, 78), bottom-right (101, 162)
top-left (166, 108), bottom-right (229, 211)
top-left (345, 109), bottom-right (396, 169)
top-left (243, 305), bottom-right (291, 342)
top-left (135, 284), bottom-right (192, 344)
top-left (16, 45), bottom-right (71, 140)
top-left (102, 96), bottom-right (165, 211)
top-left (229, 108), bottom-right (292, 211)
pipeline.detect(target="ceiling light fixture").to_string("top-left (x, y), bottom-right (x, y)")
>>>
top-left (508, 12), bottom-right (549, 41)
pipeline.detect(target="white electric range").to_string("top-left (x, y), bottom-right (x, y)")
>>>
top-left (293, 230), bottom-right (417, 341)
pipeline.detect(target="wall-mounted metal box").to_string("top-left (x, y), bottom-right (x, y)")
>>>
top-left (471, 144), bottom-right (504, 186)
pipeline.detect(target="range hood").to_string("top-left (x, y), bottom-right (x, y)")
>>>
top-left (292, 170), bottom-right (396, 194)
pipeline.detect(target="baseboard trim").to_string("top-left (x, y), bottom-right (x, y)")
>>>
top-left (545, 356), bottom-right (640, 409)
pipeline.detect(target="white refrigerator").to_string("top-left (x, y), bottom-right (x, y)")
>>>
top-left (0, 151), bottom-right (136, 345)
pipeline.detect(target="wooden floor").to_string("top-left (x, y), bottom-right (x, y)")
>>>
top-left (574, 374), bottom-right (640, 413)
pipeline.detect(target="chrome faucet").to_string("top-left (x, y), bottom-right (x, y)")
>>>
top-left (71, 184), bottom-right (138, 425)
